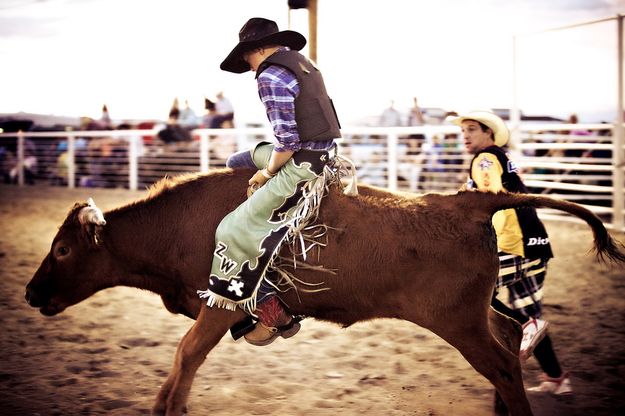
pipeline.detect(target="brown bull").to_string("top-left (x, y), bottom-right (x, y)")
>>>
top-left (25, 168), bottom-right (625, 416)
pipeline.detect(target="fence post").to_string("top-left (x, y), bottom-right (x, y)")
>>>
top-left (614, 14), bottom-right (624, 230)
top-left (67, 135), bottom-right (75, 189)
top-left (200, 132), bottom-right (209, 173)
top-left (16, 130), bottom-right (24, 186)
top-left (387, 131), bottom-right (398, 191)
top-left (510, 35), bottom-right (522, 153)
top-left (128, 135), bottom-right (138, 191)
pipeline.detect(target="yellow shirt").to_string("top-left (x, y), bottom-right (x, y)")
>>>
top-left (470, 152), bottom-right (525, 256)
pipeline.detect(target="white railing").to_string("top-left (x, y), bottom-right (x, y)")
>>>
top-left (1, 122), bottom-right (623, 231)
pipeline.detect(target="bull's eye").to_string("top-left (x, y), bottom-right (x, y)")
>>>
top-left (55, 246), bottom-right (70, 257)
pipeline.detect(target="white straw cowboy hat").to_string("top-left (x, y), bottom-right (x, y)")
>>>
top-left (220, 17), bottom-right (307, 74)
top-left (447, 110), bottom-right (510, 147)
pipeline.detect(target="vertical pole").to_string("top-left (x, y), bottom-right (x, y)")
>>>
top-left (387, 132), bottom-right (398, 191)
top-left (308, 0), bottom-right (318, 62)
top-left (17, 131), bottom-right (24, 186)
top-left (287, 6), bottom-right (292, 29)
top-left (67, 135), bottom-right (75, 189)
top-left (128, 135), bottom-right (138, 191)
top-left (613, 14), bottom-right (624, 230)
top-left (510, 35), bottom-right (522, 152)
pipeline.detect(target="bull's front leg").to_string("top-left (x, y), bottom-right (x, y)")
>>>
top-left (153, 306), bottom-right (246, 416)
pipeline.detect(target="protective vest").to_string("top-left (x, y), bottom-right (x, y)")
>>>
top-left (257, 50), bottom-right (342, 142)
top-left (470, 145), bottom-right (554, 260)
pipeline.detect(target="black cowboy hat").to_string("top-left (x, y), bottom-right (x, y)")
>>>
top-left (220, 17), bottom-right (306, 73)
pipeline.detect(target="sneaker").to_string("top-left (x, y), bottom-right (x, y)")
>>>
top-left (527, 372), bottom-right (573, 395)
top-left (519, 317), bottom-right (549, 361)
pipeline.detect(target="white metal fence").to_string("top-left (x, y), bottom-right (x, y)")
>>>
top-left (1, 123), bottom-right (623, 231)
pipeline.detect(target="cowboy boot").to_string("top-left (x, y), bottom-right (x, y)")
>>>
top-left (244, 296), bottom-right (300, 346)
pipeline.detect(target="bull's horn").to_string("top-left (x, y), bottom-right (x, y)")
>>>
top-left (78, 197), bottom-right (107, 226)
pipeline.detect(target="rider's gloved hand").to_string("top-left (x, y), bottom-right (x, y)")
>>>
top-left (247, 168), bottom-right (276, 197)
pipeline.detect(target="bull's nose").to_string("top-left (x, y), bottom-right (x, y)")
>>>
top-left (25, 285), bottom-right (41, 307)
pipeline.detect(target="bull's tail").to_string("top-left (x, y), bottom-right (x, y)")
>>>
top-left (467, 191), bottom-right (625, 265)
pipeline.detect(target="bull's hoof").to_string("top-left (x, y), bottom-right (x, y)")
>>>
top-left (151, 405), bottom-right (188, 416)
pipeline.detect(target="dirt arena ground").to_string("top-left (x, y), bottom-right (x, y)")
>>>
top-left (0, 183), bottom-right (624, 416)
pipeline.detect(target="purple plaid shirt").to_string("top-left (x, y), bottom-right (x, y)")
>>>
top-left (257, 52), bottom-right (335, 152)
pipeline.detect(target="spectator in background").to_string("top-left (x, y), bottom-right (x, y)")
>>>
top-left (564, 113), bottom-right (589, 158)
top-left (210, 91), bottom-right (235, 128)
top-left (0, 119), bottom-right (37, 184)
top-left (203, 97), bottom-right (235, 165)
top-left (54, 138), bottom-right (87, 186)
top-left (580, 122), bottom-right (612, 192)
top-left (542, 113), bottom-right (587, 181)
top-left (7, 138), bottom-right (37, 184)
top-left (566, 113), bottom-right (590, 136)
top-left (157, 102), bottom-right (192, 144)
top-left (407, 96), bottom-right (426, 155)
top-left (100, 104), bottom-right (112, 130)
top-left (547, 113), bottom-right (588, 159)
top-left (379, 100), bottom-right (402, 127)
top-left (407, 96), bottom-right (425, 126)
top-left (202, 97), bottom-right (217, 128)
top-left (82, 115), bottom-right (126, 188)
top-left (0, 146), bottom-right (12, 183)
top-left (422, 132), bottom-right (444, 174)
top-left (179, 99), bottom-right (199, 129)
top-left (1, 148), bottom-right (16, 184)
top-left (117, 121), bottom-right (145, 158)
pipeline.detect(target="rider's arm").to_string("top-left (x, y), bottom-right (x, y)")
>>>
top-left (249, 65), bottom-right (300, 188)
top-left (257, 65), bottom-right (301, 157)
top-left (471, 152), bottom-right (523, 254)
top-left (266, 149), bottom-right (295, 174)
top-left (470, 152), bottom-right (504, 192)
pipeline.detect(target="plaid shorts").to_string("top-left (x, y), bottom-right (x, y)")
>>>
top-left (495, 253), bottom-right (548, 318)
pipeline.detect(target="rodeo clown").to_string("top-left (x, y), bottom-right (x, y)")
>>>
top-left (450, 110), bottom-right (572, 394)
top-left (197, 18), bottom-right (341, 346)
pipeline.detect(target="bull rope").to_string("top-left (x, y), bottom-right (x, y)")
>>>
top-left (267, 154), bottom-right (357, 303)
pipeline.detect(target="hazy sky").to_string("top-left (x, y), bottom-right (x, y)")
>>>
top-left (0, 0), bottom-right (623, 124)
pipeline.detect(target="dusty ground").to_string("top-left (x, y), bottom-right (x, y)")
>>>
top-left (0, 183), bottom-right (624, 416)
